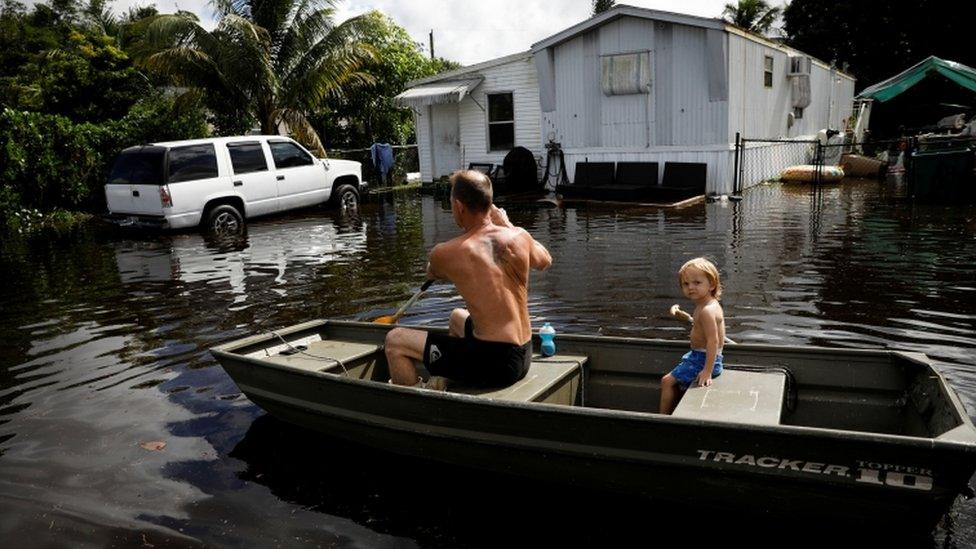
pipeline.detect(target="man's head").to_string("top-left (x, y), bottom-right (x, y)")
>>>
top-left (449, 170), bottom-right (493, 227)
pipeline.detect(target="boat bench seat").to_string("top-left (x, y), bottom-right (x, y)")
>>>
top-left (265, 339), bottom-right (585, 404)
top-left (449, 354), bottom-right (587, 406)
top-left (672, 369), bottom-right (786, 426)
top-left (264, 339), bottom-right (381, 379)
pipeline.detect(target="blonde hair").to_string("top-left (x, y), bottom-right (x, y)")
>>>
top-left (679, 257), bottom-right (722, 300)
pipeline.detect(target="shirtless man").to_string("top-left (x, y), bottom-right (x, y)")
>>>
top-left (384, 170), bottom-right (552, 388)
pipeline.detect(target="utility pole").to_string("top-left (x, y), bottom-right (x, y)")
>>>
top-left (429, 29), bottom-right (434, 60)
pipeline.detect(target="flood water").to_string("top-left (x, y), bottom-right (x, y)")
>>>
top-left (2, 180), bottom-right (975, 546)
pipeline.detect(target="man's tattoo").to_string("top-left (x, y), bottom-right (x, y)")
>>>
top-left (484, 236), bottom-right (507, 266)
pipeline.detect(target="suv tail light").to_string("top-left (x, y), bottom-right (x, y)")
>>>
top-left (159, 185), bottom-right (173, 208)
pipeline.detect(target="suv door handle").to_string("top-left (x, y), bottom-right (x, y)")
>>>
top-left (233, 180), bottom-right (243, 187)
top-left (276, 175), bottom-right (285, 181)
top-left (132, 190), bottom-right (140, 197)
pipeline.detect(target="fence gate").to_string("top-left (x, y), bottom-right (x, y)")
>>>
top-left (732, 132), bottom-right (825, 193)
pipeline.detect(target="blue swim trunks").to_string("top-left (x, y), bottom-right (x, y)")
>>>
top-left (670, 350), bottom-right (723, 389)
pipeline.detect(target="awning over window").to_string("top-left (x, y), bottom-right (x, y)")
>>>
top-left (393, 77), bottom-right (484, 108)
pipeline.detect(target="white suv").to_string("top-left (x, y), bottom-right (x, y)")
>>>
top-left (104, 136), bottom-right (364, 232)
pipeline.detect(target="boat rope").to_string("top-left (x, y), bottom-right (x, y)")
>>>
top-left (269, 331), bottom-right (349, 376)
top-left (725, 365), bottom-right (798, 412)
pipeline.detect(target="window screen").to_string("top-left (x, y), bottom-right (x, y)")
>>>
top-left (227, 142), bottom-right (268, 174)
top-left (764, 56), bottom-right (774, 88)
top-left (601, 52), bottom-right (651, 95)
top-left (487, 93), bottom-right (515, 152)
top-left (167, 144), bottom-right (219, 183)
top-left (269, 141), bottom-right (314, 169)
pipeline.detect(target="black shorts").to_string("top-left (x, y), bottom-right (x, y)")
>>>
top-left (423, 317), bottom-right (531, 388)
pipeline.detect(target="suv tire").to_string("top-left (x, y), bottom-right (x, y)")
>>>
top-left (205, 204), bottom-right (244, 235)
top-left (333, 184), bottom-right (360, 213)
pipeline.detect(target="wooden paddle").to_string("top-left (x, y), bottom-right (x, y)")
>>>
top-left (374, 280), bottom-right (434, 324)
top-left (669, 304), bottom-right (737, 345)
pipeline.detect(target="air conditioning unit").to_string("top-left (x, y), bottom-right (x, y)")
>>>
top-left (788, 56), bottom-right (812, 76)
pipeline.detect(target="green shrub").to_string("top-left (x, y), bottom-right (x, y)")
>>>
top-left (0, 92), bottom-right (208, 218)
top-left (0, 108), bottom-right (101, 212)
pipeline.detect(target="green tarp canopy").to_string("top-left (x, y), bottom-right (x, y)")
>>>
top-left (856, 56), bottom-right (976, 103)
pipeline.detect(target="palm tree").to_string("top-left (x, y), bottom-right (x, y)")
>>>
top-left (137, 0), bottom-right (374, 156)
top-left (592, 0), bottom-right (615, 16)
top-left (722, 0), bottom-right (782, 35)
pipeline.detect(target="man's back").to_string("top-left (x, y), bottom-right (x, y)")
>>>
top-left (432, 221), bottom-right (532, 345)
top-left (384, 172), bottom-right (550, 388)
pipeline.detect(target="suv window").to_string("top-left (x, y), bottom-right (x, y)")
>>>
top-left (168, 144), bottom-right (219, 183)
top-left (108, 146), bottom-right (166, 186)
top-left (269, 141), bottom-right (314, 169)
top-left (227, 141), bottom-right (268, 174)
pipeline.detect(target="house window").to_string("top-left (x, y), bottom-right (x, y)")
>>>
top-left (487, 93), bottom-right (515, 152)
top-left (601, 52), bottom-right (651, 95)
top-left (793, 107), bottom-right (804, 119)
top-left (764, 56), bottom-right (774, 88)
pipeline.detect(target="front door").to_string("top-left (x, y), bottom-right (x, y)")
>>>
top-left (431, 103), bottom-right (461, 179)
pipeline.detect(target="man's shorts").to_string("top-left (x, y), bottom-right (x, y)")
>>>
top-left (423, 317), bottom-right (531, 388)
top-left (669, 349), bottom-right (723, 389)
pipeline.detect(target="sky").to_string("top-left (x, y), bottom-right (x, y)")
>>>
top-left (27, 0), bottom-right (761, 65)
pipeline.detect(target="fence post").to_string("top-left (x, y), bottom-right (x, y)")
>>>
top-left (732, 132), bottom-right (741, 195)
top-left (815, 141), bottom-right (823, 186)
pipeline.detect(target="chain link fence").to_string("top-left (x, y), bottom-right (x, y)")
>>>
top-left (733, 134), bottom-right (976, 192)
top-left (329, 145), bottom-right (419, 188)
top-left (734, 138), bottom-right (818, 191)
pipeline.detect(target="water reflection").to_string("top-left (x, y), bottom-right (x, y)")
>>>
top-left (1, 185), bottom-right (975, 546)
top-left (114, 215), bottom-right (368, 307)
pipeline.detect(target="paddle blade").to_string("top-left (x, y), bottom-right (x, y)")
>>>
top-left (373, 315), bottom-right (397, 325)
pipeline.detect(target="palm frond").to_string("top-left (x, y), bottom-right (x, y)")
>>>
top-left (274, 107), bottom-right (327, 157)
top-left (275, 6), bottom-right (337, 76)
top-left (210, 0), bottom-right (249, 18)
top-left (279, 15), bottom-right (376, 107)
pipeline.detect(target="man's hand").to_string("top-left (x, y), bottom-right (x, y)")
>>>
top-left (489, 204), bottom-right (514, 228)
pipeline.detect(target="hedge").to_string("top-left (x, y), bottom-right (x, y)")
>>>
top-left (0, 94), bottom-right (208, 216)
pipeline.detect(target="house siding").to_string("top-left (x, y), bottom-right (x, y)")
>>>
top-left (543, 16), bottom-right (729, 150)
top-left (727, 33), bottom-right (855, 141)
top-left (458, 56), bottom-right (543, 176)
top-left (413, 56), bottom-right (542, 183)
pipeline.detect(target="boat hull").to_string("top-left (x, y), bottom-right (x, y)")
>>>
top-left (212, 320), bottom-right (976, 533)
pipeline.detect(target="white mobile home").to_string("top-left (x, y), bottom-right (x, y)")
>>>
top-left (397, 5), bottom-right (855, 194)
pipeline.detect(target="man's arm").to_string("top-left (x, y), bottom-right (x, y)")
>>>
top-left (527, 234), bottom-right (552, 271)
top-left (426, 243), bottom-right (447, 281)
top-left (490, 205), bottom-right (552, 271)
top-left (488, 205), bottom-right (513, 228)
